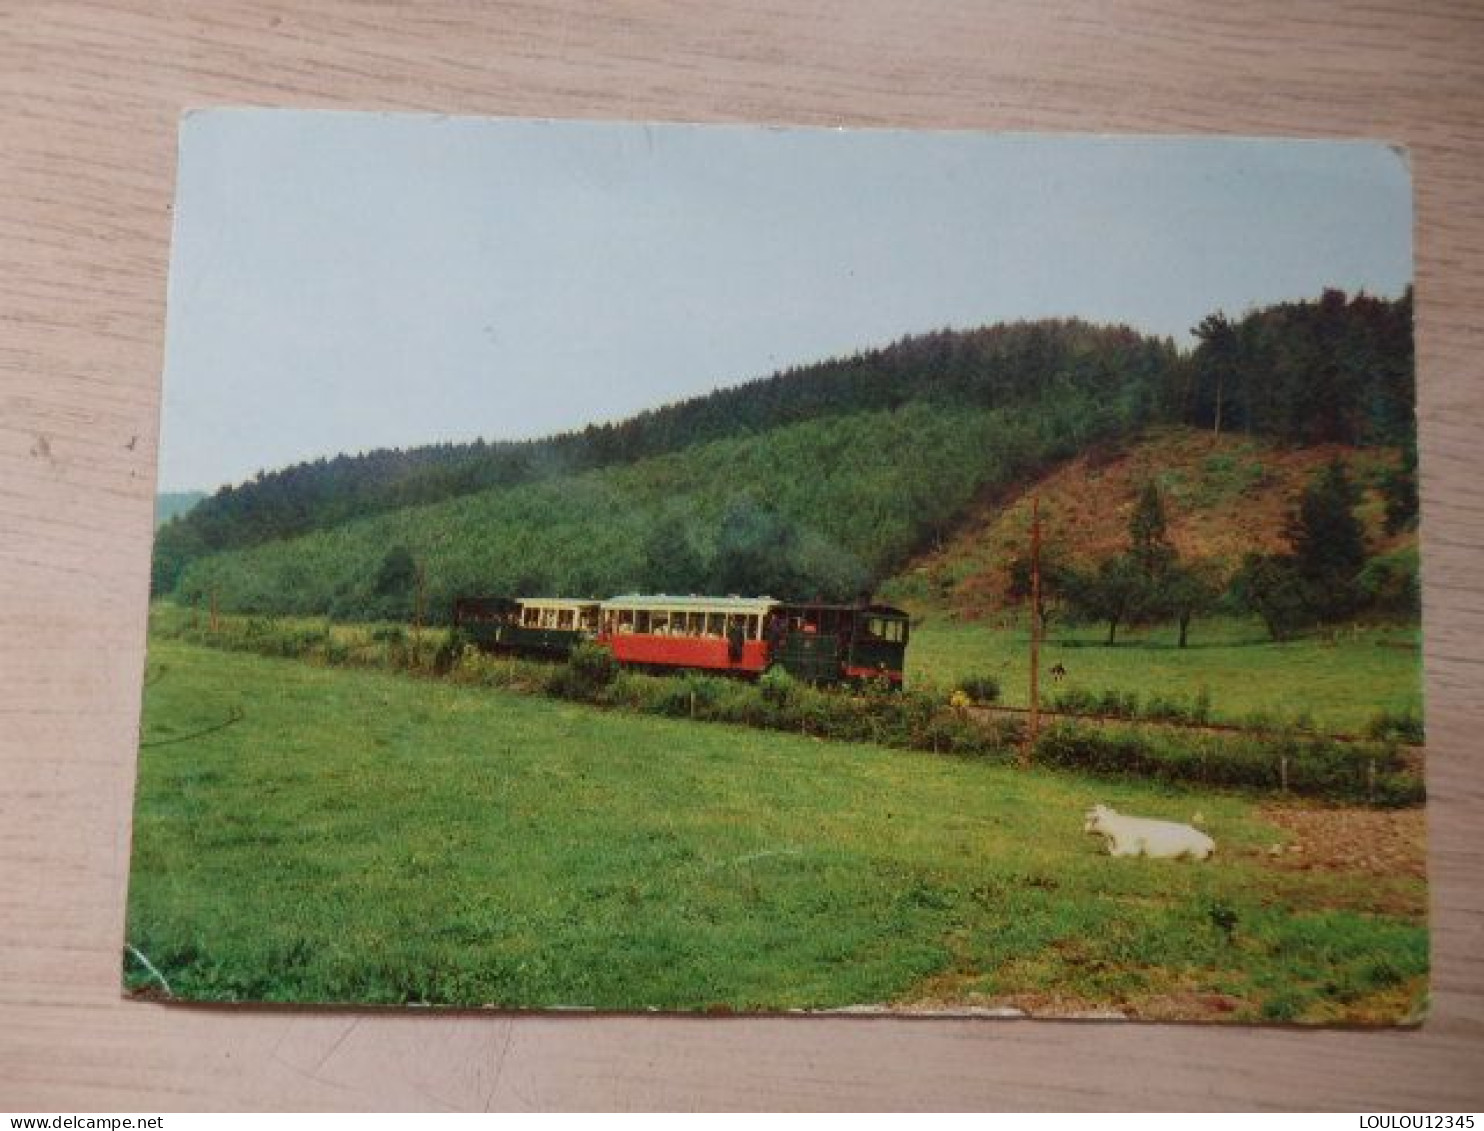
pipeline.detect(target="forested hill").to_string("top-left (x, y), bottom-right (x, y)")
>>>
top-left (154, 289), bottom-right (1413, 602)
top-left (153, 319), bottom-right (1176, 592)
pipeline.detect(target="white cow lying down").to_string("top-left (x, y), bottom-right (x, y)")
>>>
top-left (1084, 803), bottom-right (1215, 861)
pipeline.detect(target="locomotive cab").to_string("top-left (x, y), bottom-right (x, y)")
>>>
top-left (771, 602), bottom-right (909, 687)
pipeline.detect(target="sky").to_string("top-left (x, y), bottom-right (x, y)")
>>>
top-left (158, 111), bottom-right (1413, 492)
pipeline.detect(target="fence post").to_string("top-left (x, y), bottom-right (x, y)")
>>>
top-left (1368, 758), bottom-right (1377, 803)
top-left (1280, 754), bottom-right (1288, 793)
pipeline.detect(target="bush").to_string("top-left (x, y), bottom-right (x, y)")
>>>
top-left (568, 640), bottom-right (618, 689)
top-left (1359, 548), bottom-right (1421, 617)
top-left (1049, 686), bottom-right (1097, 716)
top-left (652, 673), bottom-right (730, 718)
top-left (953, 674), bottom-right (1001, 704)
top-left (1366, 707), bottom-right (1425, 744)
top-left (543, 642), bottom-right (617, 702)
top-left (758, 666), bottom-right (797, 707)
top-left (432, 629), bottom-right (468, 676)
top-left (1095, 688), bottom-right (1140, 719)
top-left (1193, 685), bottom-right (1213, 725)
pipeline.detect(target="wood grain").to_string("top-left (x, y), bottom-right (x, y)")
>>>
top-left (2, 0), bottom-right (1481, 1111)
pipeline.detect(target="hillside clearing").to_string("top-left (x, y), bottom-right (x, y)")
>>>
top-left (886, 427), bottom-right (1411, 617)
top-left (126, 640), bottom-right (1426, 1021)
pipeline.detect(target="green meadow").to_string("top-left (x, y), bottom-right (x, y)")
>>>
top-left (125, 639), bottom-right (1426, 1022)
top-left (907, 614), bottom-right (1423, 734)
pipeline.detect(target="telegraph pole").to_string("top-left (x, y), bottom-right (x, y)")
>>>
top-left (413, 561), bottom-right (426, 665)
top-left (1025, 496), bottom-right (1043, 765)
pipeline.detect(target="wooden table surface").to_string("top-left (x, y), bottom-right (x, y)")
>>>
top-left (2, 0), bottom-right (1481, 1112)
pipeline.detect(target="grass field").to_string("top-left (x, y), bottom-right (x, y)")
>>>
top-left (125, 638), bottom-right (1427, 1021)
top-left (907, 615), bottom-right (1423, 734)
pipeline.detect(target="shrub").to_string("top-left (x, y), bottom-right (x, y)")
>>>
top-left (1192, 685), bottom-right (1213, 725)
top-left (1050, 686), bottom-right (1098, 716)
top-left (568, 640), bottom-right (618, 689)
top-left (432, 629), bottom-right (468, 676)
top-left (544, 641), bottom-right (619, 701)
top-left (757, 666), bottom-right (797, 707)
top-left (1143, 693), bottom-right (1186, 723)
top-left (1095, 688), bottom-right (1140, 719)
top-left (652, 672), bottom-right (730, 718)
top-left (1359, 547), bottom-right (1421, 617)
top-left (1366, 707), bottom-right (1425, 745)
top-left (953, 674), bottom-right (1001, 704)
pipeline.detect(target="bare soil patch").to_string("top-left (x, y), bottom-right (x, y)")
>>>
top-left (1257, 802), bottom-right (1426, 880)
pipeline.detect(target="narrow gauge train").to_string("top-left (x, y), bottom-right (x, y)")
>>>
top-left (451, 593), bottom-right (910, 687)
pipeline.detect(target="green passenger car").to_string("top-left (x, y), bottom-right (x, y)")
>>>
top-left (453, 597), bottom-right (600, 659)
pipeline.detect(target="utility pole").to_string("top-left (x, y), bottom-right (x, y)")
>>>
top-left (1025, 496), bottom-right (1042, 766)
top-left (413, 562), bottom-right (426, 665)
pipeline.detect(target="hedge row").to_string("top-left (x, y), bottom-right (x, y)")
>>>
top-left (1034, 725), bottom-right (1422, 807)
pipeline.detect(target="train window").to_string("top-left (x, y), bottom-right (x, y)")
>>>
top-left (635, 610), bottom-right (651, 634)
top-left (557, 609), bottom-right (573, 629)
top-left (653, 612), bottom-right (670, 634)
top-left (706, 613), bottom-right (723, 637)
top-left (866, 617), bottom-right (906, 643)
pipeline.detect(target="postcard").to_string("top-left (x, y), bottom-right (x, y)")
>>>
top-left (128, 112), bottom-right (1424, 1022)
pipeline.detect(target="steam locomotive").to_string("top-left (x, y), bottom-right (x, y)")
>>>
top-left (452, 593), bottom-right (910, 687)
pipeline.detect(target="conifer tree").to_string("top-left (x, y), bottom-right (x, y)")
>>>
top-left (1288, 458), bottom-right (1366, 620)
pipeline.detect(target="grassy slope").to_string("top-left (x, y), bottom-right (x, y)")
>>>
top-left (126, 639), bottom-right (1426, 1021)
